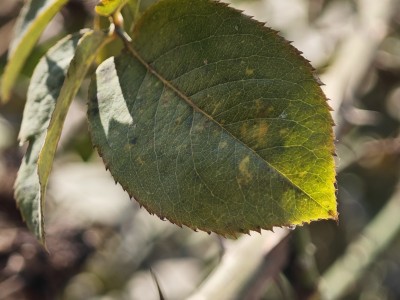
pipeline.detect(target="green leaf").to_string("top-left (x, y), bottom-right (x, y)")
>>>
top-left (1, 0), bottom-right (68, 103)
top-left (95, 0), bottom-right (126, 17)
top-left (88, 0), bottom-right (337, 236)
top-left (15, 30), bottom-right (109, 243)
top-left (15, 32), bottom-right (85, 243)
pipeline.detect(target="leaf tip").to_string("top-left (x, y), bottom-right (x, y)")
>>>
top-left (329, 209), bottom-right (339, 221)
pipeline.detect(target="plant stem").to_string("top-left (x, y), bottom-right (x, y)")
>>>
top-left (134, 0), bottom-right (141, 21)
top-left (187, 228), bottom-right (290, 300)
top-left (126, 0), bottom-right (141, 31)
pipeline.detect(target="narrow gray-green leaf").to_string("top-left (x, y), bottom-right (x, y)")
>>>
top-left (15, 32), bottom-right (86, 243)
top-left (1, 0), bottom-right (68, 103)
top-left (15, 30), bottom-right (110, 243)
top-left (37, 30), bottom-right (110, 225)
top-left (88, 0), bottom-right (337, 236)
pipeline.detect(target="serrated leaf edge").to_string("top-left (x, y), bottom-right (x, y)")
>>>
top-left (121, 0), bottom-right (337, 216)
top-left (89, 0), bottom-right (337, 237)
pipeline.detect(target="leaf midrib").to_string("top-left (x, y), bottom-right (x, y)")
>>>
top-left (120, 37), bottom-right (328, 213)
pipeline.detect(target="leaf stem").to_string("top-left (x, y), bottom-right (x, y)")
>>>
top-left (113, 16), bottom-right (132, 43)
top-left (132, 0), bottom-right (141, 23)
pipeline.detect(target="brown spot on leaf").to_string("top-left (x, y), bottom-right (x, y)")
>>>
top-left (238, 156), bottom-right (252, 185)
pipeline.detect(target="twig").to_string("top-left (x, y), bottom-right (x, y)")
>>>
top-left (244, 240), bottom-right (291, 300)
top-left (187, 228), bottom-right (290, 300)
top-left (318, 184), bottom-right (400, 299)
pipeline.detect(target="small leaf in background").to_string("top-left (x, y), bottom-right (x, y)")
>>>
top-left (15, 30), bottom-right (109, 243)
top-left (1, 0), bottom-right (68, 103)
top-left (88, 0), bottom-right (337, 236)
top-left (95, 0), bottom-right (126, 17)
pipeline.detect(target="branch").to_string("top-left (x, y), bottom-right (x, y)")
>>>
top-left (188, 228), bottom-right (290, 300)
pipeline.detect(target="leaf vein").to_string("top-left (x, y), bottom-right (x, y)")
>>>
top-left (120, 35), bottom-right (330, 213)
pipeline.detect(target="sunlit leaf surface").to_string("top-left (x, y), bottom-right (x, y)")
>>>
top-left (88, 0), bottom-right (337, 236)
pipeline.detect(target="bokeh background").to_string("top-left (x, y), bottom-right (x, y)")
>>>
top-left (1, 0), bottom-right (400, 299)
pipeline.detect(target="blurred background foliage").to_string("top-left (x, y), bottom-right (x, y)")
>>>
top-left (1, 0), bottom-right (400, 299)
